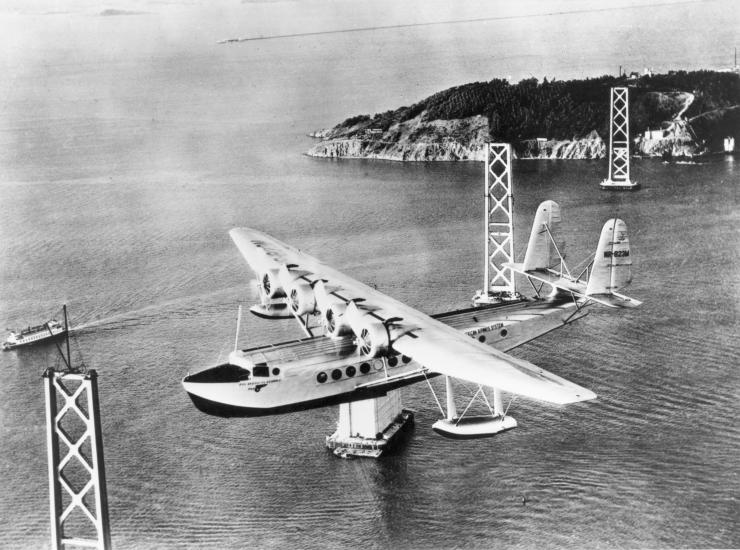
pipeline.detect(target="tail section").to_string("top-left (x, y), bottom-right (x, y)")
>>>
top-left (507, 204), bottom-right (641, 309)
top-left (522, 200), bottom-right (566, 272)
top-left (584, 218), bottom-right (641, 308)
top-left (586, 219), bottom-right (632, 295)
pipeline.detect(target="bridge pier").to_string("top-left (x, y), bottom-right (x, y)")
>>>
top-left (326, 389), bottom-right (413, 458)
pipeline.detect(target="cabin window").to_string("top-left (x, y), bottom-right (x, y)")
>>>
top-left (272, 367), bottom-right (280, 376)
top-left (478, 335), bottom-right (486, 343)
top-left (401, 355), bottom-right (411, 364)
top-left (252, 363), bottom-right (269, 377)
top-left (360, 363), bottom-right (371, 374)
top-left (316, 372), bottom-right (327, 383)
top-left (331, 369), bottom-right (342, 381)
top-left (346, 366), bottom-right (356, 377)
top-left (499, 329), bottom-right (508, 337)
top-left (388, 356), bottom-right (398, 367)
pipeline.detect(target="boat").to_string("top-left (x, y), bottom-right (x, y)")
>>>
top-left (3, 313), bottom-right (68, 351)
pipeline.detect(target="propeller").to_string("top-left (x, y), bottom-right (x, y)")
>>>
top-left (344, 301), bottom-right (393, 357)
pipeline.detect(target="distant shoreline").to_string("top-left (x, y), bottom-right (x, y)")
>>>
top-left (307, 70), bottom-right (740, 161)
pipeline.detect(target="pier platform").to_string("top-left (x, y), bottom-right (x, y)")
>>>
top-left (326, 409), bottom-right (414, 458)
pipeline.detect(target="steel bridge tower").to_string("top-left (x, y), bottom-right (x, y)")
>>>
top-left (473, 143), bottom-right (520, 305)
top-left (43, 307), bottom-right (112, 550)
top-left (600, 87), bottom-right (639, 191)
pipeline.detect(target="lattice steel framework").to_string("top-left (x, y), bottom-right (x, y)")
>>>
top-left (483, 143), bottom-right (516, 296)
top-left (44, 369), bottom-right (112, 550)
top-left (602, 87), bottom-right (636, 188)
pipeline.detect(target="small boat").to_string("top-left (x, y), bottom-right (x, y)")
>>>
top-left (3, 312), bottom-right (68, 351)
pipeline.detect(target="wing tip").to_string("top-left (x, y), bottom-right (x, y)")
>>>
top-left (561, 388), bottom-right (597, 404)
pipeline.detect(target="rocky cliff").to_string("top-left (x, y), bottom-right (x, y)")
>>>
top-left (308, 118), bottom-right (605, 161)
top-left (307, 113), bottom-right (489, 161)
top-left (516, 131), bottom-right (605, 159)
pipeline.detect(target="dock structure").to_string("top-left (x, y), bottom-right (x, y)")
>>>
top-left (473, 142), bottom-right (521, 305)
top-left (43, 368), bottom-right (112, 550)
top-left (601, 87), bottom-right (639, 190)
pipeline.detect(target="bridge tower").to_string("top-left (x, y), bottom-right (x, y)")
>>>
top-left (43, 307), bottom-right (111, 550)
top-left (600, 87), bottom-right (639, 191)
top-left (473, 143), bottom-right (520, 305)
top-left (44, 369), bottom-right (112, 550)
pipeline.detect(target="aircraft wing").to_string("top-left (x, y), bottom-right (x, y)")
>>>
top-left (230, 228), bottom-right (596, 405)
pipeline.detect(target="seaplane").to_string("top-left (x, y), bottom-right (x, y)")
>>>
top-left (182, 199), bottom-right (640, 439)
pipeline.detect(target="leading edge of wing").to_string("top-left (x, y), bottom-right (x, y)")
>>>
top-left (230, 227), bottom-right (596, 405)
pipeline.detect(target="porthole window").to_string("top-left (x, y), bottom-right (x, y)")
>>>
top-left (374, 361), bottom-right (383, 371)
top-left (272, 367), bottom-right (280, 376)
top-left (478, 335), bottom-right (486, 343)
top-left (360, 363), bottom-right (371, 374)
top-left (316, 372), bottom-right (327, 383)
top-left (346, 365), bottom-right (356, 377)
top-left (388, 356), bottom-right (398, 367)
top-left (331, 369), bottom-right (342, 381)
top-left (500, 328), bottom-right (508, 337)
top-left (401, 355), bottom-right (411, 364)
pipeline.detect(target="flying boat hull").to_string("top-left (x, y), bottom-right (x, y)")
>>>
top-left (183, 299), bottom-right (590, 417)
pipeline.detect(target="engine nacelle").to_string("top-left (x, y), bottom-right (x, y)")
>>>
top-left (259, 269), bottom-right (284, 299)
top-left (287, 280), bottom-right (316, 315)
top-left (355, 318), bottom-right (390, 358)
top-left (322, 302), bottom-right (353, 338)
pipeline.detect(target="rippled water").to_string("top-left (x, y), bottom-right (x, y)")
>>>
top-left (1, 2), bottom-right (739, 549)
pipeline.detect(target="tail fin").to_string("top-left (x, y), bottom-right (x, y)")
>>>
top-left (522, 200), bottom-right (566, 271)
top-left (506, 205), bottom-right (641, 309)
top-left (586, 218), bottom-right (632, 295)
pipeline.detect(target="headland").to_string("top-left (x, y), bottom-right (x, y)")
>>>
top-left (307, 70), bottom-right (740, 161)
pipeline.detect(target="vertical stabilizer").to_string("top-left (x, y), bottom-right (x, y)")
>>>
top-left (586, 218), bottom-right (632, 295)
top-left (522, 200), bottom-right (565, 271)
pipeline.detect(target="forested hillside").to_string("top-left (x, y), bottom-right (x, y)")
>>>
top-left (308, 70), bottom-right (740, 161)
top-left (333, 71), bottom-right (739, 141)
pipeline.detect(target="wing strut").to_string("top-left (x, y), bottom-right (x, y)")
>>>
top-left (422, 370), bottom-right (446, 417)
top-left (429, 377), bottom-right (519, 439)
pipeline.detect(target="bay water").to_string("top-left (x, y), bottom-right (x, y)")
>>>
top-left (1, 1), bottom-right (738, 548)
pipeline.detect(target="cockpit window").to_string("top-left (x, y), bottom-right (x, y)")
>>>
top-left (252, 363), bottom-right (270, 377)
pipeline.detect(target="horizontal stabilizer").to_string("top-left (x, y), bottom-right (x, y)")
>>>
top-left (586, 292), bottom-right (642, 308)
top-left (506, 262), bottom-right (587, 294)
top-left (507, 262), bottom-right (639, 309)
top-left (505, 215), bottom-right (640, 309)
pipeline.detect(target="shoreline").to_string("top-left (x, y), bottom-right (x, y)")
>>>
top-left (306, 70), bottom-right (738, 162)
